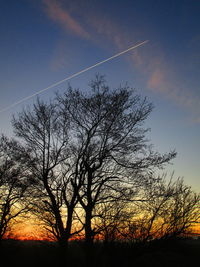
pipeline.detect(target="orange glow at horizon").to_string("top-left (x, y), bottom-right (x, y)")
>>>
top-left (4, 220), bottom-right (53, 241)
top-left (5, 222), bottom-right (200, 241)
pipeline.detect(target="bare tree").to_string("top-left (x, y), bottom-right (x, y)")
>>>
top-left (0, 135), bottom-right (29, 240)
top-left (57, 75), bottom-right (176, 245)
top-left (163, 178), bottom-right (200, 238)
top-left (137, 174), bottom-right (200, 241)
top-left (10, 75), bottom-right (180, 246)
top-left (93, 200), bottom-right (135, 243)
top-left (12, 99), bottom-right (80, 246)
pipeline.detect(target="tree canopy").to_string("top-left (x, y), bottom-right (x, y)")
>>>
top-left (0, 75), bottom-right (199, 244)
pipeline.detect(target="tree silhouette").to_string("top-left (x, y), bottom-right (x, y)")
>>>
top-left (12, 99), bottom-right (81, 246)
top-left (0, 135), bottom-right (29, 240)
top-left (135, 174), bottom-right (200, 241)
top-left (10, 75), bottom-right (195, 247)
top-left (57, 75), bottom-right (176, 245)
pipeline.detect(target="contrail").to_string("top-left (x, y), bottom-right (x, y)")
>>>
top-left (0, 40), bottom-right (148, 113)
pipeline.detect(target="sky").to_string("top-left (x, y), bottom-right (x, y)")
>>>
top-left (0, 0), bottom-right (200, 195)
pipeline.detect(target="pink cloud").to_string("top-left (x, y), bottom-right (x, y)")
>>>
top-left (86, 14), bottom-right (147, 70)
top-left (147, 67), bottom-right (200, 123)
top-left (94, 22), bottom-right (200, 122)
top-left (147, 69), bottom-right (165, 91)
top-left (42, 0), bottom-right (89, 39)
top-left (41, 4), bottom-right (200, 123)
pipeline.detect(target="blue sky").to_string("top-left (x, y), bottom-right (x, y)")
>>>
top-left (0, 0), bottom-right (200, 191)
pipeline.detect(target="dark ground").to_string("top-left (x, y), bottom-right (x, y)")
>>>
top-left (0, 238), bottom-right (199, 267)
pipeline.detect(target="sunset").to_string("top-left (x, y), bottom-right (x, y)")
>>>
top-left (0, 0), bottom-right (200, 266)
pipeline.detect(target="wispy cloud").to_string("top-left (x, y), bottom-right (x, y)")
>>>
top-left (147, 64), bottom-right (200, 123)
top-left (90, 15), bottom-right (200, 123)
top-left (42, 0), bottom-right (90, 39)
top-left (147, 69), bottom-right (165, 91)
top-left (41, 1), bottom-right (200, 123)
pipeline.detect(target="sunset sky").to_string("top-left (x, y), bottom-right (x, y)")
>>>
top-left (0, 0), bottom-right (200, 196)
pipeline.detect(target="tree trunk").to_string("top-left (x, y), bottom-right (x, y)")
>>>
top-left (65, 206), bottom-right (73, 241)
top-left (84, 206), bottom-right (95, 267)
top-left (85, 206), bottom-right (93, 245)
top-left (43, 176), bottom-right (66, 245)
